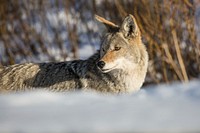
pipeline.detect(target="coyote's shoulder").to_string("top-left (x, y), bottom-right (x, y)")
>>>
top-left (0, 14), bottom-right (148, 94)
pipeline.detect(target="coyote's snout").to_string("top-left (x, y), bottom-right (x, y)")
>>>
top-left (0, 14), bottom-right (148, 94)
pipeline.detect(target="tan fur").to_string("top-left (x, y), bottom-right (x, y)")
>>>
top-left (101, 51), bottom-right (116, 63)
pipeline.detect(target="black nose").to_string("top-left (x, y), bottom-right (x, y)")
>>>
top-left (97, 61), bottom-right (105, 69)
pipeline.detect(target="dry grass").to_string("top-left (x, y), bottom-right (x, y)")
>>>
top-left (0, 0), bottom-right (199, 85)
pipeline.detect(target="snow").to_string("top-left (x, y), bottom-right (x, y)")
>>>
top-left (0, 80), bottom-right (200, 133)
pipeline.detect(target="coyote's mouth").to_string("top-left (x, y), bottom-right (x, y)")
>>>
top-left (101, 64), bottom-right (118, 73)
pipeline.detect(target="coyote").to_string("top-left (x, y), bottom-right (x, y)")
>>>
top-left (0, 14), bottom-right (148, 94)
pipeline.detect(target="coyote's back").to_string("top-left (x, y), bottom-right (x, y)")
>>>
top-left (0, 61), bottom-right (87, 92)
top-left (0, 14), bottom-right (148, 94)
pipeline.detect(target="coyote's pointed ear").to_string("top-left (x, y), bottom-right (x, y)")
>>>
top-left (120, 14), bottom-right (140, 38)
top-left (95, 15), bottom-right (119, 32)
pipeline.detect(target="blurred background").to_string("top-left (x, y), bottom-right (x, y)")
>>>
top-left (0, 0), bottom-right (199, 86)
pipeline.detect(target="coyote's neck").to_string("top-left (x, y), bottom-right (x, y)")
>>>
top-left (111, 48), bottom-right (148, 93)
top-left (111, 67), bottom-right (145, 93)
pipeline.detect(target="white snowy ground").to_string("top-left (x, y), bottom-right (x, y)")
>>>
top-left (0, 80), bottom-right (200, 133)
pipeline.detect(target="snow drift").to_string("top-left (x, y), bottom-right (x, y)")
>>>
top-left (0, 80), bottom-right (200, 133)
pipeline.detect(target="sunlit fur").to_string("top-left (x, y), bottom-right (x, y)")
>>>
top-left (0, 14), bottom-right (148, 94)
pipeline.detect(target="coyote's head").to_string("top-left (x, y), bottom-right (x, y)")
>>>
top-left (96, 14), bottom-right (145, 73)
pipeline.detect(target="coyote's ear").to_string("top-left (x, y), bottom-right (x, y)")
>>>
top-left (95, 15), bottom-right (119, 32)
top-left (120, 14), bottom-right (140, 38)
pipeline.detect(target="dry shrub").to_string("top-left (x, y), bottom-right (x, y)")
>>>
top-left (0, 0), bottom-right (199, 85)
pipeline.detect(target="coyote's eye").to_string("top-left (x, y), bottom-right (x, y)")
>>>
top-left (114, 46), bottom-right (121, 51)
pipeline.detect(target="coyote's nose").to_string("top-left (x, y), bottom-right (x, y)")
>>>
top-left (97, 61), bottom-right (105, 69)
